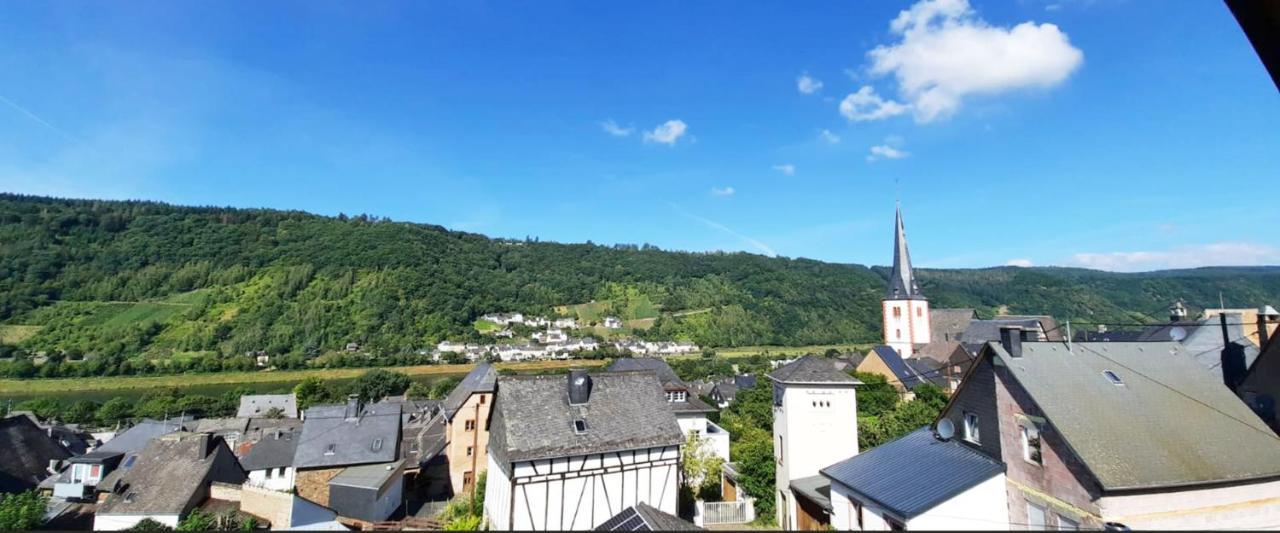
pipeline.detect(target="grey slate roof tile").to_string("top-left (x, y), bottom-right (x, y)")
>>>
top-left (442, 363), bottom-right (497, 420)
top-left (0, 415), bottom-right (71, 493)
top-left (97, 433), bottom-right (246, 516)
top-left (821, 427), bottom-right (1004, 520)
top-left (237, 394), bottom-right (299, 418)
top-left (489, 371), bottom-right (683, 464)
top-left (768, 355), bottom-right (859, 384)
top-left (295, 402), bottom-right (401, 469)
top-left (238, 429), bottom-right (299, 471)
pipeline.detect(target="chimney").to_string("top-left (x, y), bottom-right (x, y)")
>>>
top-left (1259, 305), bottom-right (1277, 348)
top-left (1170, 300), bottom-right (1188, 322)
top-left (345, 394), bottom-right (362, 421)
top-left (567, 370), bottom-right (593, 405)
top-left (197, 433), bottom-right (213, 459)
top-left (1221, 313), bottom-right (1247, 390)
top-left (1000, 326), bottom-right (1023, 358)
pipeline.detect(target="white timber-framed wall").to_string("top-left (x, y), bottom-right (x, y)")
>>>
top-left (485, 444), bottom-right (680, 531)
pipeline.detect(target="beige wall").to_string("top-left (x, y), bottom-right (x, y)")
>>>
top-left (295, 467), bottom-right (344, 507)
top-left (1099, 478), bottom-right (1280, 529)
top-left (446, 391), bottom-right (493, 495)
top-left (856, 351), bottom-right (909, 393)
top-left (239, 483), bottom-right (295, 528)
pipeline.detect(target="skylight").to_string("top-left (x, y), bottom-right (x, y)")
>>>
top-left (1102, 370), bottom-right (1124, 386)
top-left (573, 419), bottom-right (588, 434)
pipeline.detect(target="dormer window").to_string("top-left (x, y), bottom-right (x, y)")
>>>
top-left (665, 391), bottom-right (687, 403)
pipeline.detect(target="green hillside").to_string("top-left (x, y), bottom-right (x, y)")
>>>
top-left (3, 193), bottom-right (1279, 373)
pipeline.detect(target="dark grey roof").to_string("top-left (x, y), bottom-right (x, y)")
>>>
top-left (97, 418), bottom-right (188, 454)
top-left (769, 355), bottom-right (860, 385)
top-left (821, 427), bottom-right (1004, 520)
top-left (442, 362), bottom-right (498, 420)
top-left (0, 415), bottom-right (71, 493)
top-left (97, 433), bottom-right (245, 516)
top-left (1138, 315), bottom-right (1261, 376)
top-left (912, 340), bottom-right (967, 364)
top-left (930, 309), bottom-right (976, 343)
top-left (403, 414), bottom-right (447, 466)
top-left (960, 318), bottom-right (1043, 344)
top-left (870, 346), bottom-right (927, 390)
top-left (710, 382), bottom-right (738, 402)
top-left (988, 340), bottom-right (1280, 491)
top-left (595, 502), bottom-right (702, 531)
top-left (1073, 329), bottom-right (1146, 342)
top-left (295, 403), bottom-right (401, 469)
top-left (238, 429), bottom-right (299, 471)
top-left (186, 417), bottom-right (250, 436)
top-left (607, 358), bottom-right (684, 388)
top-left (237, 394), bottom-right (299, 418)
top-left (885, 205), bottom-right (924, 300)
top-left (328, 460), bottom-right (403, 490)
top-left (734, 375), bottom-right (758, 389)
top-left (995, 315), bottom-right (1064, 341)
top-left (790, 475), bottom-right (832, 512)
top-left (70, 450), bottom-right (125, 464)
top-left (489, 371), bottom-right (684, 464)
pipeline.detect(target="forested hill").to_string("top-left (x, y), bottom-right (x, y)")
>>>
top-left (3, 193), bottom-right (1279, 358)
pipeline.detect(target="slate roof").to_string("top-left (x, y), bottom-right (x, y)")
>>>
top-left (0, 415), bottom-right (71, 493)
top-left (328, 460), bottom-right (404, 490)
top-left (606, 358), bottom-right (716, 414)
top-left (822, 427), bottom-right (1004, 520)
top-left (594, 502), bottom-right (703, 531)
top-left (186, 417), bottom-right (250, 436)
top-left (929, 309), bottom-right (976, 344)
top-left (995, 315), bottom-right (1065, 341)
top-left (912, 340), bottom-right (968, 364)
top-left (97, 433), bottom-right (246, 516)
top-left (710, 382), bottom-right (738, 403)
top-left (885, 205), bottom-right (924, 300)
top-left (869, 346), bottom-right (929, 390)
top-left (403, 414), bottom-right (447, 466)
top-left (790, 475), bottom-right (832, 512)
top-left (294, 402), bottom-right (401, 469)
top-left (237, 394), bottom-right (299, 418)
top-left (960, 318), bottom-right (1044, 345)
top-left (442, 363), bottom-right (498, 420)
top-left (988, 341), bottom-right (1280, 491)
top-left (1073, 329), bottom-right (1146, 342)
top-left (768, 355), bottom-right (860, 385)
top-left (1137, 315), bottom-right (1261, 376)
top-left (489, 371), bottom-right (683, 465)
top-left (238, 429), bottom-right (299, 471)
top-left (97, 418), bottom-right (188, 454)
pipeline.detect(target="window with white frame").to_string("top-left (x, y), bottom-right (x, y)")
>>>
top-left (1057, 514), bottom-right (1079, 530)
top-left (963, 412), bottom-right (980, 443)
top-left (666, 390), bottom-right (687, 402)
top-left (1026, 501), bottom-right (1047, 529)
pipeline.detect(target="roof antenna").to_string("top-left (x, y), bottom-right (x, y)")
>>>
top-left (1066, 319), bottom-right (1073, 353)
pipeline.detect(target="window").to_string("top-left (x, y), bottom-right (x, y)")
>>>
top-left (893, 307), bottom-right (902, 317)
top-left (917, 307), bottom-right (923, 317)
top-left (963, 412), bottom-right (980, 443)
top-left (278, 467), bottom-right (286, 478)
top-left (372, 438), bottom-right (383, 452)
top-left (479, 394), bottom-right (486, 404)
top-left (71, 464), bottom-right (85, 484)
top-left (573, 419), bottom-right (588, 434)
top-left (465, 420), bottom-right (476, 431)
top-left (1021, 425), bottom-right (1042, 465)
top-left (1026, 501), bottom-right (1047, 529)
top-left (1102, 370), bottom-right (1124, 386)
top-left (266, 468), bottom-right (274, 479)
top-left (1057, 514), bottom-right (1079, 530)
top-left (895, 329), bottom-right (902, 339)
top-left (123, 455), bottom-right (137, 468)
top-left (777, 435), bottom-right (784, 465)
top-left (850, 500), bottom-right (863, 531)
top-left (466, 446), bottom-right (473, 457)
top-left (463, 471), bottom-right (474, 490)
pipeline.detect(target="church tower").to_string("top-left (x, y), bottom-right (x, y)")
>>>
top-left (883, 205), bottom-right (930, 357)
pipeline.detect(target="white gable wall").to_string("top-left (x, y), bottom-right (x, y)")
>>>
top-left (774, 383), bottom-right (858, 529)
top-left (94, 514), bottom-right (181, 531)
top-left (829, 474), bottom-right (1008, 531)
top-left (486, 445), bottom-right (680, 531)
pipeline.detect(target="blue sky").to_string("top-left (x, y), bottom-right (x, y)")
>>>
top-left (2, 0), bottom-right (1278, 271)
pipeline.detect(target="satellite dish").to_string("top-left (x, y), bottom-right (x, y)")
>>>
top-left (935, 418), bottom-right (955, 441)
top-left (1168, 326), bottom-right (1187, 342)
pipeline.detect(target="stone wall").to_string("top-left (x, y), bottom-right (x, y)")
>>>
top-left (295, 467), bottom-right (345, 507)
top-left (239, 484), bottom-right (294, 528)
top-left (209, 482), bottom-right (242, 502)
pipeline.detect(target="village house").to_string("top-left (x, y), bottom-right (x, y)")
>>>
top-left (238, 427), bottom-right (298, 492)
top-left (484, 370), bottom-right (685, 530)
top-left (1237, 332), bottom-right (1280, 433)
top-left (770, 355), bottom-right (861, 530)
top-left (292, 396), bottom-right (402, 522)
top-left (607, 357), bottom-right (730, 460)
top-left (93, 433), bottom-right (245, 530)
top-left (1, 414), bottom-right (71, 494)
top-left (604, 316), bottom-right (623, 329)
top-left (554, 317), bottom-right (579, 329)
top-left (856, 345), bottom-right (937, 398)
top-left (439, 362), bottom-right (497, 496)
top-left (934, 328), bottom-right (1280, 529)
top-left (709, 375), bottom-right (758, 409)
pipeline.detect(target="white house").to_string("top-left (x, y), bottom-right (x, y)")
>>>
top-left (553, 318), bottom-right (579, 329)
top-left (604, 316), bottom-right (623, 329)
top-left (606, 357), bottom-right (730, 462)
top-left (239, 428), bottom-right (298, 492)
top-left (770, 355), bottom-right (860, 530)
top-left (822, 427), bottom-right (1009, 531)
top-left (484, 370), bottom-right (685, 530)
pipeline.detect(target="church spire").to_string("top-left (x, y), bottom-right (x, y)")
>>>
top-left (886, 204), bottom-right (923, 300)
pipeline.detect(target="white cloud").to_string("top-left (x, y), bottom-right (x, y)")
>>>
top-left (644, 119), bottom-right (688, 145)
top-left (797, 73), bottom-right (824, 95)
top-left (710, 186), bottom-right (735, 197)
top-left (1006, 258), bottom-right (1034, 267)
top-left (866, 136), bottom-right (910, 162)
top-left (839, 86), bottom-right (910, 121)
top-left (599, 119), bottom-right (634, 137)
top-left (668, 202), bottom-right (777, 257)
top-left (863, 0), bottom-right (1084, 122)
top-left (1065, 242), bottom-right (1280, 272)
top-left (819, 129), bottom-right (841, 144)
top-left (772, 164), bottom-right (796, 176)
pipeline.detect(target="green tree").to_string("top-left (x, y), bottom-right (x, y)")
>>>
top-left (731, 426), bottom-right (776, 524)
top-left (176, 510), bottom-right (216, 531)
top-left (680, 431), bottom-right (726, 496)
top-left (0, 490), bottom-right (46, 530)
top-left (64, 400), bottom-right (100, 425)
top-left (851, 372), bottom-right (899, 418)
top-left (96, 397), bottom-right (134, 426)
top-left (351, 369), bottom-right (412, 402)
top-left (14, 397), bottom-right (62, 421)
top-left (129, 518), bottom-right (174, 531)
top-left (293, 376), bottom-right (331, 410)
top-left (429, 377), bottom-right (462, 400)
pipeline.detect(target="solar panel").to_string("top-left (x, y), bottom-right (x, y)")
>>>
top-left (594, 507), bottom-right (651, 531)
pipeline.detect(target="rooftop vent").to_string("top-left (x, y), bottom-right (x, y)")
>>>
top-left (568, 370), bottom-right (592, 405)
